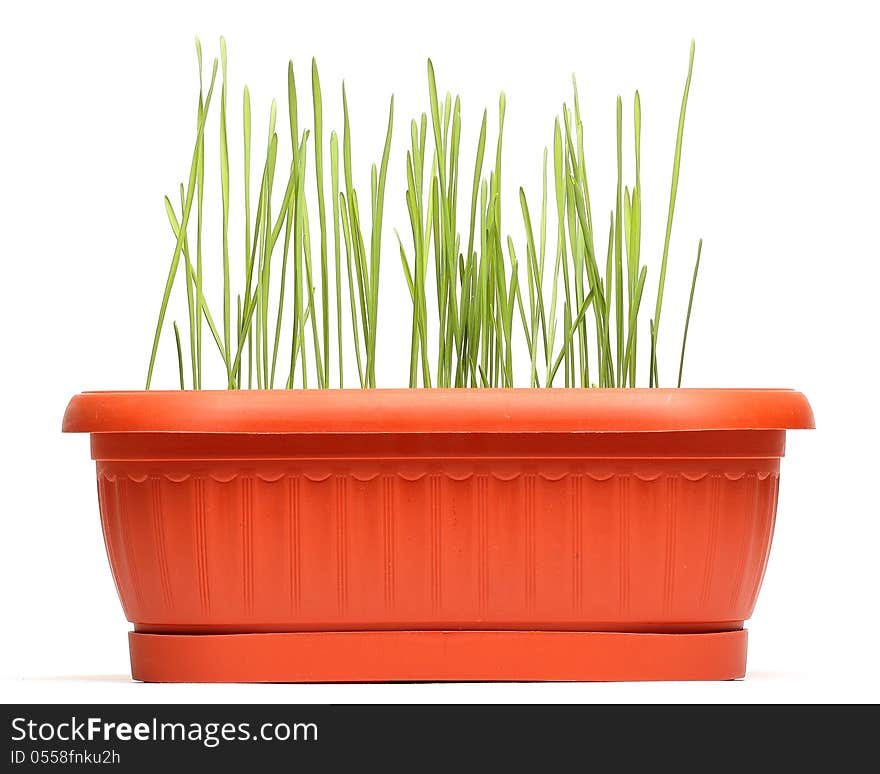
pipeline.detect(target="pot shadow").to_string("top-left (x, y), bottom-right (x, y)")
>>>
top-left (24, 673), bottom-right (805, 684)
top-left (28, 675), bottom-right (132, 683)
top-left (746, 669), bottom-right (807, 681)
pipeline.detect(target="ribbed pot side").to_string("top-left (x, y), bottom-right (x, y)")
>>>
top-left (92, 429), bottom-right (782, 635)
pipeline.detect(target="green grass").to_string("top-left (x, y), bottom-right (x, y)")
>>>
top-left (147, 38), bottom-right (703, 390)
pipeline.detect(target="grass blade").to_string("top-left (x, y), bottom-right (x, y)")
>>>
top-left (219, 36), bottom-right (232, 387)
top-left (677, 238), bottom-right (702, 387)
top-left (312, 59), bottom-right (330, 387)
top-left (331, 130), bottom-right (342, 387)
top-left (145, 58), bottom-right (218, 389)
top-left (614, 95), bottom-right (623, 387)
top-left (651, 39), bottom-right (695, 383)
top-left (173, 321), bottom-right (185, 389)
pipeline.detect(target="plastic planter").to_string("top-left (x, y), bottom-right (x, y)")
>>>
top-left (63, 388), bottom-right (813, 682)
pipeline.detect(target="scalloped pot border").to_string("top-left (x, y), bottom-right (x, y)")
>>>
top-left (64, 389), bottom-right (813, 682)
top-left (97, 468), bottom-right (780, 484)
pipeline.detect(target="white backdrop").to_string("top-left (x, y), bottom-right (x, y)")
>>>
top-left (0, 0), bottom-right (877, 702)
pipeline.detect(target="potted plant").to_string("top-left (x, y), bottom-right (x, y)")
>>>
top-left (63, 39), bottom-right (813, 682)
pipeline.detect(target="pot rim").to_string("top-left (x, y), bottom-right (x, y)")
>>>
top-left (62, 388), bottom-right (814, 434)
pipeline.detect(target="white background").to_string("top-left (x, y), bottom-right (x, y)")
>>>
top-left (1, 0), bottom-right (878, 703)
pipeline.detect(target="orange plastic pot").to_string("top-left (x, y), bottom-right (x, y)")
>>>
top-left (63, 388), bottom-right (813, 682)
